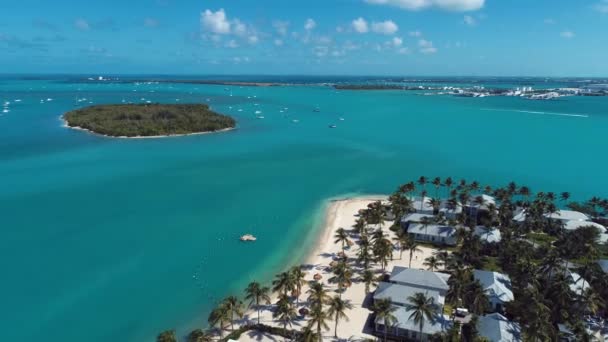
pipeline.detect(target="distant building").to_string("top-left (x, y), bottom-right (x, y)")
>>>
top-left (375, 306), bottom-right (450, 341)
top-left (473, 270), bottom-right (514, 312)
top-left (514, 209), bottom-right (590, 223)
top-left (477, 313), bottom-right (522, 342)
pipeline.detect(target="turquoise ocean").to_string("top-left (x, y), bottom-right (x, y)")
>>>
top-left (1, 76), bottom-right (607, 342)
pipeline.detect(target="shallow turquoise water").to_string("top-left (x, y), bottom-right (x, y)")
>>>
top-left (1, 78), bottom-right (607, 342)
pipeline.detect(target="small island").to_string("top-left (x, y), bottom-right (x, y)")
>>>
top-left (63, 104), bottom-right (236, 138)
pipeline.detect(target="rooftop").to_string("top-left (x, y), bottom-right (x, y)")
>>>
top-left (408, 223), bottom-right (456, 238)
top-left (390, 267), bottom-right (450, 292)
top-left (514, 209), bottom-right (590, 222)
top-left (473, 226), bottom-right (502, 243)
top-left (376, 306), bottom-right (451, 335)
top-left (374, 282), bottom-right (444, 306)
top-left (473, 270), bottom-right (514, 303)
top-left (401, 213), bottom-right (435, 223)
top-left (477, 313), bottom-right (522, 342)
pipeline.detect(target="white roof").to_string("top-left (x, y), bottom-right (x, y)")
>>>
top-left (564, 220), bottom-right (606, 232)
top-left (473, 226), bottom-right (502, 243)
top-left (569, 271), bottom-right (590, 294)
top-left (408, 224), bottom-right (456, 238)
top-left (401, 213), bottom-right (435, 223)
top-left (377, 306), bottom-right (450, 335)
top-left (514, 209), bottom-right (590, 222)
top-left (374, 282), bottom-right (444, 306)
top-left (473, 270), bottom-right (514, 303)
top-left (390, 267), bottom-right (450, 292)
top-left (478, 313), bottom-right (521, 341)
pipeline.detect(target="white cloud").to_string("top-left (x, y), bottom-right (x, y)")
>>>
top-left (463, 15), bottom-right (476, 26)
top-left (74, 18), bottom-right (90, 31)
top-left (225, 39), bottom-right (239, 48)
top-left (274, 39), bottom-right (284, 46)
top-left (365, 0), bottom-right (485, 11)
top-left (398, 47), bottom-right (411, 54)
top-left (371, 20), bottom-right (399, 35)
top-left (273, 21), bottom-right (290, 36)
top-left (419, 39), bottom-right (438, 54)
top-left (305, 18), bottom-right (316, 30)
top-left (560, 30), bottom-right (575, 39)
top-left (201, 9), bottom-right (231, 34)
top-left (409, 30), bottom-right (422, 37)
top-left (318, 36), bottom-right (332, 44)
top-left (392, 37), bottom-right (403, 47)
top-left (232, 19), bottom-right (247, 36)
top-left (595, 0), bottom-right (608, 13)
top-left (352, 17), bottom-right (369, 33)
top-left (248, 35), bottom-right (259, 44)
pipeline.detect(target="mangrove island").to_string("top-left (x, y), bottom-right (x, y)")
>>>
top-left (63, 103), bottom-right (236, 138)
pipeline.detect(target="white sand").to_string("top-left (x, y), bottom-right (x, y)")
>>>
top-left (237, 196), bottom-right (441, 342)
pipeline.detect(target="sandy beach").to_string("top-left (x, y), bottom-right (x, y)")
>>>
top-left (60, 116), bottom-right (236, 139)
top-left (238, 196), bottom-right (441, 342)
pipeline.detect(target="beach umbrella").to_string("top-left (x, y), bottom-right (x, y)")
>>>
top-left (329, 261), bottom-right (338, 267)
top-left (299, 307), bottom-right (310, 316)
top-left (313, 273), bottom-right (322, 281)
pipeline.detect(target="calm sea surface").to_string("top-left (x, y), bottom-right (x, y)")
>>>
top-left (1, 76), bottom-right (607, 341)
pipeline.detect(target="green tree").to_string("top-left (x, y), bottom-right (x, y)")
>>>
top-left (327, 295), bottom-right (353, 338)
top-left (290, 265), bottom-right (307, 304)
top-left (373, 298), bottom-right (397, 342)
top-left (405, 292), bottom-right (439, 342)
top-left (272, 271), bottom-right (295, 297)
top-left (273, 295), bottom-right (297, 336)
top-left (208, 301), bottom-right (230, 338)
top-left (187, 329), bottom-right (213, 342)
top-left (157, 330), bottom-right (177, 342)
top-left (404, 239), bottom-right (422, 268)
top-left (334, 227), bottom-right (351, 253)
top-left (244, 281), bottom-right (271, 324)
top-left (223, 296), bottom-right (243, 331)
top-left (307, 282), bottom-right (331, 309)
top-left (308, 303), bottom-right (330, 342)
top-left (423, 255), bottom-right (442, 271)
top-left (361, 269), bottom-right (378, 295)
top-left (329, 260), bottom-right (353, 297)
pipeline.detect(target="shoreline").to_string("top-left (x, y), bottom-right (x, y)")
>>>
top-left (60, 116), bottom-right (236, 139)
top-left (303, 195), bottom-right (388, 266)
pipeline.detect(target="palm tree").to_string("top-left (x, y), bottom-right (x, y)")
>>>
top-left (432, 177), bottom-right (442, 198)
top-left (290, 265), bottom-right (307, 304)
top-left (428, 197), bottom-right (442, 215)
top-left (560, 192), bottom-right (570, 204)
top-left (418, 176), bottom-right (428, 197)
top-left (327, 295), bottom-right (353, 338)
top-left (223, 296), bottom-right (243, 331)
top-left (300, 326), bottom-right (319, 342)
top-left (353, 217), bottom-right (367, 236)
top-left (404, 239), bottom-right (422, 268)
top-left (373, 237), bottom-right (393, 271)
top-left (272, 271), bottom-right (294, 297)
top-left (208, 301), bottom-right (230, 338)
top-left (423, 255), bottom-right (441, 271)
top-left (392, 231), bottom-right (410, 260)
top-left (273, 295), bottom-right (297, 337)
top-left (308, 303), bottom-right (330, 342)
top-left (464, 280), bottom-right (489, 315)
top-left (361, 269), bottom-right (377, 295)
top-left (334, 227), bottom-right (351, 253)
top-left (433, 248), bottom-right (450, 271)
top-left (157, 330), bottom-right (177, 342)
top-left (373, 298), bottom-right (397, 342)
top-left (329, 260), bottom-right (353, 297)
top-left (357, 235), bottom-right (373, 268)
top-left (307, 282), bottom-right (331, 308)
top-left (187, 329), bottom-right (214, 342)
top-left (405, 292), bottom-right (438, 342)
top-left (444, 177), bottom-right (453, 199)
top-left (244, 281), bottom-right (271, 324)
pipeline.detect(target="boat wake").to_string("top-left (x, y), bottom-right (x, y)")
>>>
top-left (481, 108), bottom-right (589, 118)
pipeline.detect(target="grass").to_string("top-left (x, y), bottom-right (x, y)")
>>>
top-left (481, 256), bottom-right (503, 273)
top-left (526, 232), bottom-right (556, 247)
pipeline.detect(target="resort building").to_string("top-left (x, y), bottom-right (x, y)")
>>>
top-left (389, 267), bottom-right (450, 295)
top-left (598, 259), bottom-right (608, 274)
top-left (473, 270), bottom-right (514, 312)
top-left (373, 267), bottom-right (452, 341)
top-left (400, 213), bottom-right (435, 230)
top-left (409, 196), bottom-right (463, 218)
top-left (407, 223), bottom-right (457, 246)
top-left (473, 226), bottom-right (502, 244)
top-left (513, 209), bottom-right (590, 223)
top-left (375, 306), bottom-right (451, 342)
top-left (477, 313), bottom-right (522, 342)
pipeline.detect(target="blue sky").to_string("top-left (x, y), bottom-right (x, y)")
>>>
top-left (1, 0), bottom-right (607, 76)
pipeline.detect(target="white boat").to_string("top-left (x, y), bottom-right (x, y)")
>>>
top-left (255, 110), bottom-right (262, 114)
top-left (240, 234), bottom-right (257, 242)
top-left (339, 117), bottom-right (345, 121)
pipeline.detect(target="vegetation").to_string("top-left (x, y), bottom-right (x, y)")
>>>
top-left (64, 103), bottom-right (236, 137)
top-left (158, 175), bottom-right (608, 342)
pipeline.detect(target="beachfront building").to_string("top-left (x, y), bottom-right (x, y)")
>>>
top-left (400, 213), bottom-right (435, 230)
top-left (375, 306), bottom-right (451, 342)
top-left (513, 209), bottom-right (590, 224)
top-left (389, 267), bottom-right (450, 295)
top-left (407, 222), bottom-right (457, 246)
top-left (473, 226), bottom-right (502, 244)
top-left (473, 270), bottom-right (514, 312)
top-left (373, 267), bottom-right (452, 341)
top-left (477, 313), bottom-right (522, 342)
top-left (410, 196), bottom-right (463, 219)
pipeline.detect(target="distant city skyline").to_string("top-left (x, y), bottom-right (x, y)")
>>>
top-left (1, 0), bottom-right (608, 76)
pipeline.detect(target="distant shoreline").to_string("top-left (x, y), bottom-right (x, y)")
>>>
top-left (60, 116), bottom-right (236, 139)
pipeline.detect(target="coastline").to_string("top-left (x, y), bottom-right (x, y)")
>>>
top-left (238, 194), bottom-right (440, 342)
top-left (60, 116), bottom-right (236, 139)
